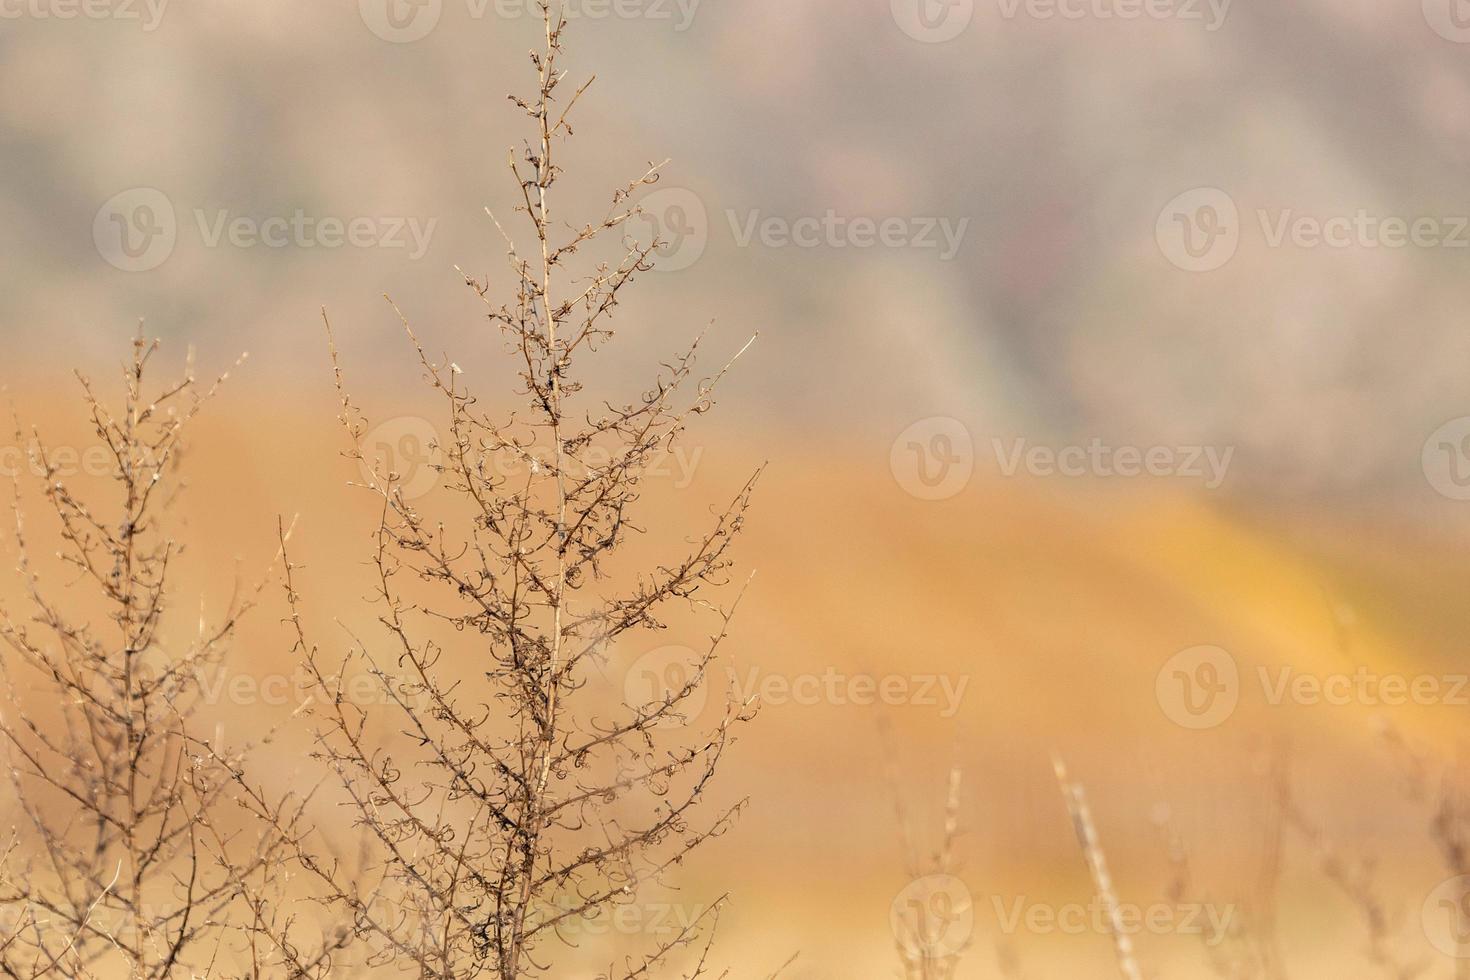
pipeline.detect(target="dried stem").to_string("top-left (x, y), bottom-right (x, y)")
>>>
top-left (1053, 755), bottom-right (1143, 980)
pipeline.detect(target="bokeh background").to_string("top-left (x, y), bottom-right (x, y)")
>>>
top-left (7, 0), bottom-right (1470, 976)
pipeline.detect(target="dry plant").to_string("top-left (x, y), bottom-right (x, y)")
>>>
top-left (1155, 740), bottom-right (1441, 980)
top-left (0, 336), bottom-right (288, 978)
top-left (1152, 789), bottom-right (1285, 980)
top-left (1143, 603), bottom-right (1460, 980)
top-left (887, 751), bottom-right (968, 980)
top-left (1381, 726), bottom-right (1470, 980)
top-left (224, 3), bottom-right (762, 977)
top-left (1152, 746), bottom-right (1290, 980)
top-left (1273, 759), bottom-right (1424, 980)
top-left (1053, 755), bottom-right (1143, 980)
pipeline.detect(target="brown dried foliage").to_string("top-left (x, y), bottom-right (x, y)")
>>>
top-left (0, 336), bottom-right (291, 979)
top-left (225, 3), bottom-right (762, 977)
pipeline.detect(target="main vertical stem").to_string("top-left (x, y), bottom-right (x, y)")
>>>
top-left (537, 3), bottom-right (567, 807)
top-left (122, 341), bottom-right (145, 977)
top-left (505, 7), bottom-right (567, 976)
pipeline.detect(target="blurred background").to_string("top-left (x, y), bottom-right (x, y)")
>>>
top-left (7, 0), bottom-right (1470, 976)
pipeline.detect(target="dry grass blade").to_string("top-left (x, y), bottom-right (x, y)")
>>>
top-left (1053, 754), bottom-right (1143, 980)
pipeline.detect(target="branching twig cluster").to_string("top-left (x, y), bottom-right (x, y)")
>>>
top-left (887, 745), bottom-right (967, 980)
top-left (0, 335), bottom-right (290, 979)
top-left (224, 3), bottom-right (761, 977)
